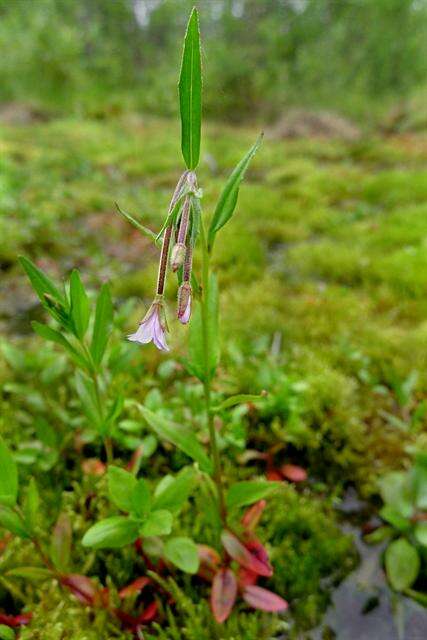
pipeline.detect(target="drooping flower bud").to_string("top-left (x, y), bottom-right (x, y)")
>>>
top-left (170, 242), bottom-right (186, 272)
top-left (177, 282), bottom-right (192, 324)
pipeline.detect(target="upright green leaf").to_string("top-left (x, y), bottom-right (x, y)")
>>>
top-left (31, 322), bottom-right (88, 370)
top-left (226, 481), bottom-right (281, 511)
top-left (115, 203), bottom-right (157, 243)
top-left (164, 536), bottom-right (199, 574)
top-left (385, 537), bottom-right (420, 591)
top-left (139, 406), bottom-right (212, 474)
top-left (153, 467), bottom-right (197, 514)
top-left (75, 371), bottom-right (102, 428)
top-left (188, 273), bottom-right (219, 381)
top-left (131, 478), bottom-right (151, 518)
top-left (82, 516), bottom-right (139, 549)
top-left (0, 507), bottom-right (29, 538)
top-left (50, 513), bottom-right (72, 572)
top-left (0, 439), bottom-right (18, 507)
top-left (140, 509), bottom-right (173, 537)
top-left (19, 256), bottom-right (65, 307)
top-left (70, 270), bottom-right (90, 340)
top-left (179, 8), bottom-right (202, 170)
top-left (207, 135), bottom-right (262, 249)
top-left (90, 283), bottom-right (113, 368)
top-left (108, 466), bottom-right (137, 513)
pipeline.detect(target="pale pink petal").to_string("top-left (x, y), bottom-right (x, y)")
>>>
top-left (179, 297), bottom-right (191, 324)
top-left (127, 311), bottom-right (156, 344)
top-left (152, 314), bottom-right (169, 351)
top-left (127, 303), bottom-right (169, 351)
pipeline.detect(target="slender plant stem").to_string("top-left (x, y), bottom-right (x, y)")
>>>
top-left (81, 343), bottom-right (113, 464)
top-left (200, 219), bottom-right (227, 525)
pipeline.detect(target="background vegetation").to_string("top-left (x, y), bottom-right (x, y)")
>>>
top-left (1, 0), bottom-right (427, 122)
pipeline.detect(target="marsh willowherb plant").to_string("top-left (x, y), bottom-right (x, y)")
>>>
top-left (13, 7), bottom-right (287, 628)
top-left (113, 8), bottom-right (287, 622)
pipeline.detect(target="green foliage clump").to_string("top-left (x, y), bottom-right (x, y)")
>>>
top-left (18, 583), bottom-right (128, 640)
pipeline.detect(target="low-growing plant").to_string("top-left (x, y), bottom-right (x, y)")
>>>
top-left (365, 452), bottom-right (427, 599)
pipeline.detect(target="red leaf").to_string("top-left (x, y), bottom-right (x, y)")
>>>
top-left (198, 544), bottom-right (221, 581)
top-left (126, 445), bottom-right (144, 473)
top-left (0, 612), bottom-right (32, 627)
top-left (119, 576), bottom-right (151, 598)
top-left (211, 568), bottom-right (238, 623)
top-left (241, 500), bottom-right (267, 532)
top-left (242, 585), bottom-right (288, 612)
top-left (266, 469), bottom-right (283, 481)
top-left (244, 536), bottom-right (271, 572)
top-left (280, 464), bottom-right (307, 483)
top-left (138, 600), bottom-right (158, 623)
top-left (61, 574), bottom-right (99, 606)
top-left (237, 567), bottom-right (258, 587)
top-left (221, 531), bottom-right (272, 577)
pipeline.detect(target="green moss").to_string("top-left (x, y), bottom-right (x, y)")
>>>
top-left (261, 489), bottom-right (357, 631)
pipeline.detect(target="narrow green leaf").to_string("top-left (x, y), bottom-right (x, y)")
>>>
top-left (31, 322), bottom-right (88, 370)
top-left (179, 8), bottom-right (202, 170)
top-left (385, 537), bottom-right (420, 591)
top-left (19, 256), bottom-right (65, 307)
top-left (152, 467), bottom-right (197, 514)
top-left (23, 478), bottom-right (39, 531)
top-left (214, 393), bottom-right (267, 412)
top-left (0, 507), bottom-right (29, 538)
top-left (82, 516), bottom-right (139, 549)
top-left (207, 135), bottom-right (262, 249)
top-left (186, 300), bottom-right (205, 380)
top-left (226, 481), bottom-right (281, 511)
top-left (0, 439), bottom-right (18, 507)
top-left (6, 567), bottom-right (52, 581)
top-left (115, 203), bottom-right (157, 243)
top-left (188, 273), bottom-right (219, 382)
top-left (90, 283), bottom-right (113, 368)
top-left (50, 513), bottom-right (72, 572)
top-left (164, 536), bottom-right (199, 574)
top-left (139, 406), bottom-right (212, 474)
top-left (74, 371), bottom-right (102, 427)
top-left (108, 466), bottom-right (137, 513)
top-left (131, 478), bottom-right (151, 518)
top-left (70, 270), bottom-right (90, 340)
top-left (140, 509), bottom-right (173, 537)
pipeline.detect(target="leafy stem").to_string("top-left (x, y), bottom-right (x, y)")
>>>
top-left (200, 217), bottom-right (226, 525)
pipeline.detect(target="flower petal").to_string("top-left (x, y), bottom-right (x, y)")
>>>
top-left (152, 314), bottom-right (169, 351)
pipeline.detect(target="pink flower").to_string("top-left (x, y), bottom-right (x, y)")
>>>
top-left (128, 300), bottom-right (169, 352)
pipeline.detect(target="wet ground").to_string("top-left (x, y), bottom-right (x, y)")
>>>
top-left (311, 490), bottom-right (427, 640)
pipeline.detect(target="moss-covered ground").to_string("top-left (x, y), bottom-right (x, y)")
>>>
top-left (0, 116), bottom-right (426, 637)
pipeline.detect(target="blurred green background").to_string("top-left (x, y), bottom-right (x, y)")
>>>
top-left (1, 0), bottom-right (427, 124)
